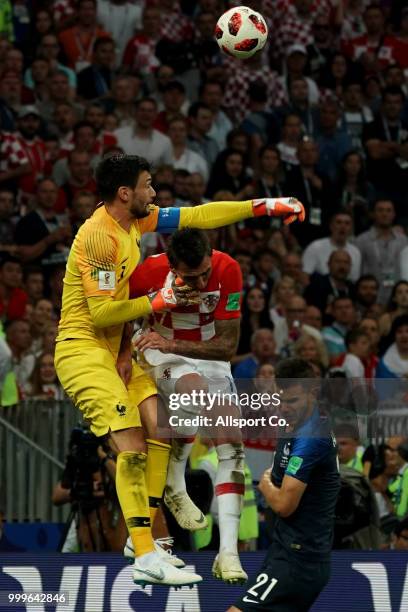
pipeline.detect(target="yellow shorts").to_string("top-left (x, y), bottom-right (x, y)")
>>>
top-left (55, 338), bottom-right (157, 437)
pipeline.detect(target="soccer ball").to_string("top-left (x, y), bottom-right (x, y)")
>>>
top-left (214, 6), bottom-right (268, 59)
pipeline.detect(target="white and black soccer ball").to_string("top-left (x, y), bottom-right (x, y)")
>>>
top-left (214, 6), bottom-right (268, 59)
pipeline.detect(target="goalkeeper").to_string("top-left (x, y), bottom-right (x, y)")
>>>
top-left (54, 154), bottom-right (305, 588)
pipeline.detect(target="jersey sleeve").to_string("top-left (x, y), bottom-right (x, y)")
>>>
top-left (137, 206), bottom-right (160, 234)
top-left (285, 437), bottom-right (333, 484)
top-left (129, 255), bottom-right (168, 299)
top-left (77, 228), bottom-right (118, 298)
top-left (214, 259), bottom-right (243, 320)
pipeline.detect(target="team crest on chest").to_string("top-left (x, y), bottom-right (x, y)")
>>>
top-left (200, 291), bottom-right (220, 313)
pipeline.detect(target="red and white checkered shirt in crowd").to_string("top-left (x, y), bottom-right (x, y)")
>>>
top-left (0, 132), bottom-right (29, 173)
top-left (159, 5), bottom-right (193, 43)
top-left (223, 65), bottom-right (280, 124)
top-left (267, 0), bottom-right (332, 59)
top-left (53, 0), bottom-right (74, 26)
top-left (129, 251), bottom-right (242, 342)
top-left (123, 34), bottom-right (161, 75)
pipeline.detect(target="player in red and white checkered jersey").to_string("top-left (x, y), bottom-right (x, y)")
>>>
top-left (129, 228), bottom-right (248, 584)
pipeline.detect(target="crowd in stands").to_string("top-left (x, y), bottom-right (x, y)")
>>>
top-left (0, 0), bottom-right (408, 549)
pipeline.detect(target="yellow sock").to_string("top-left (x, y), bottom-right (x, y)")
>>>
top-left (145, 439), bottom-right (171, 526)
top-left (116, 451), bottom-right (154, 557)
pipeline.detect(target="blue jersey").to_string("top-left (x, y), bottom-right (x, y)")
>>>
top-left (271, 409), bottom-right (340, 560)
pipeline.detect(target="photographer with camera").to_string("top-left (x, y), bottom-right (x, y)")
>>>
top-left (52, 424), bottom-right (126, 552)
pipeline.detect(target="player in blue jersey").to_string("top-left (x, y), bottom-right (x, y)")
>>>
top-left (229, 358), bottom-right (340, 611)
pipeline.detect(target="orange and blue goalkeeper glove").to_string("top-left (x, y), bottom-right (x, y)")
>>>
top-left (148, 278), bottom-right (200, 312)
top-left (252, 197), bottom-right (305, 225)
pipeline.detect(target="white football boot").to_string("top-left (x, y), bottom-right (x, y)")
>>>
top-left (124, 536), bottom-right (185, 568)
top-left (164, 488), bottom-right (208, 531)
top-left (212, 551), bottom-right (248, 584)
top-left (133, 552), bottom-right (202, 588)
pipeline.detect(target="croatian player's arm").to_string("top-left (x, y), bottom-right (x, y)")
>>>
top-left (137, 197), bottom-right (305, 236)
top-left (259, 437), bottom-right (331, 518)
top-left (78, 228), bottom-right (153, 327)
top-left (135, 259), bottom-right (242, 361)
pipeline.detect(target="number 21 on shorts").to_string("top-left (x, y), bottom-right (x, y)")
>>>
top-left (243, 573), bottom-right (278, 604)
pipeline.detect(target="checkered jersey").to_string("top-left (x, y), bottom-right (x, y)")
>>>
top-left (123, 34), bottom-right (161, 75)
top-left (159, 7), bottom-right (193, 43)
top-left (0, 132), bottom-right (29, 173)
top-left (223, 66), bottom-right (279, 124)
top-left (129, 250), bottom-right (242, 342)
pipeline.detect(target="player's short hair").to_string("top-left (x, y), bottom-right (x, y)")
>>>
top-left (95, 154), bottom-right (150, 202)
top-left (167, 228), bottom-right (212, 269)
top-left (275, 358), bottom-right (315, 388)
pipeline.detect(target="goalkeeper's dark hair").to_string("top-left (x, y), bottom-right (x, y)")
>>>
top-left (275, 358), bottom-right (316, 390)
top-left (167, 228), bottom-right (212, 269)
top-left (95, 154), bottom-right (150, 202)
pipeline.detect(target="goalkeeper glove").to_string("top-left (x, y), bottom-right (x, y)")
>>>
top-left (148, 278), bottom-right (200, 312)
top-left (252, 197), bottom-right (305, 225)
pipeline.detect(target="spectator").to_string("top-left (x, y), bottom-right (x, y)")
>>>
top-left (279, 77), bottom-right (315, 135)
top-left (322, 296), bottom-right (356, 361)
top-left (0, 256), bottom-right (28, 322)
top-left (278, 45), bottom-right (320, 107)
top-left (29, 299), bottom-right (54, 355)
top-left (269, 276), bottom-right (297, 325)
top-left (304, 250), bottom-right (356, 315)
top-left (0, 189), bottom-right (15, 249)
top-left (355, 275), bottom-right (380, 317)
top-left (240, 80), bottom-right (279, 146)
top-left (293, 332), bottom-right (329, 370)
top-left (187, 102), bottom-right (219, 167)
top-left (335, 424), bottom-right (364, 472)
top-left (236, 287), bottom-right (274, 358)
top-left (284, 137), bottom-right (333, 246)
top-left (38, 71), bottom-right (81, 123)
top-left (0, 124), bottom-right (31, 193)
top-left (314, 100), bottom-right (353, 183)
top-left (58, 0), bottom-right (109, 70)
top-left (394, 8), bottom-right (408, 70)
top-left (355, 199), bottom-right (408, 305)
top-left (200, 81), bottom-right (232, 151)
top-left (167, 117), bottom-right (208, 181)
top-left (50, 103), bottom-right (78, 151)
top-left (206, 149), bottom-right (251, 199)
top-left (342, 5), bottom-right (397, 73)
top-left (105, 75), bottom-right (140, 127)
top-left (16, 106), bottom-right (47, 203)
top-left (306, 14), bottom-right (333, 82)
top-left (96, 0), bottom-right (142, 64)
top-left (187, 172), bottom-right (209, 206)
top-left (84, 102), bottom-right (118, 155)
top-left (376, 315), bottom-right (408, 379)
top-left (274, 295), bottom-right (322, 355)
top-left (71, 191), bottom-right (96, 234)
top-left (342, 328), bottom-right (371, 378)
top-left (386, 437), bottom-right (408, 518)
top-left (304, 305), bottom-right (323, 331)
top-left (23, 266), bottom-right (45, 305)
top-left (335, 151), bottom-right (376, 235)
top-left (340, 81), bottom-right (374, 154)
top-left (378, 281), bottom-right (408, 339)
top-left (76, 36), bottom-right (115, 100)
top-left (114, 98), bottom-right (172, 166)
top-left (358, 316), bottom-right (380, 378)
top-left (5, 319), bottom-right (35, 392)
top-left (26, 352), bottom-right (64, 399)
top-left (30, 34), bottom-right (77, 91)
top-left (318, 53), bottom-right (351, 100)
top-left (277, 114), bottom-right (302, 168)
top-left (363, 87), bottom-right (408, 213)
top-left (122, 5), bottom-right (161, 77)
top-left (154, 81), bottom-right (187, 135)
top-left (233, 328), bottom-right (277, 379)
top-left (24, 58), bottom-right (51, 103)
top-left (14, 179), bottom-right (72, 266)
top-left (60, 150), bottom-right (97, 210)
top-left (281, 252), bottom-right (309, 291)
top-left (302, 212), bottom-right (361, 282)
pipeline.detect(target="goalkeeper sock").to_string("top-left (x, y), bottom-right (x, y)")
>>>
top-left (116, 451), bottom-right (154, 557)
top-left (166, 437), bottom-right (195, 495)
top-left (215, 443), bottom-right (245, 555)
top-left (145, 439), bottom-right (171, 525)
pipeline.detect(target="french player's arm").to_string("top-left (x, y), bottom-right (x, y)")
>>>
top-left (138, 198), bottom-right (305, 236)
top-left (78, 230), bottom-right (179, 328)
top-left (259, 438), bottom-right (331, 518)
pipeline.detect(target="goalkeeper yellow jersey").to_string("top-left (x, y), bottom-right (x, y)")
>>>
top-left (57, 204), bottom-right (159, 356)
